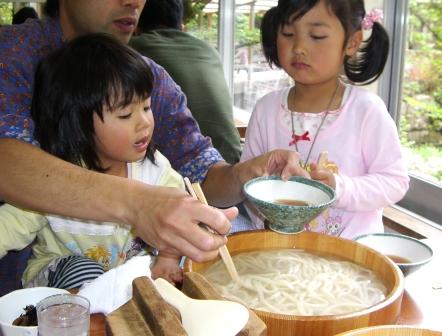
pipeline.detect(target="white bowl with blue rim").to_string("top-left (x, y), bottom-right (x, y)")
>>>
top-left (0, 287), bottom-right (69, 336)
top-left (243, 176), bottom-right (336, 234)
top-left (354, 233), bottom-right (433, 276)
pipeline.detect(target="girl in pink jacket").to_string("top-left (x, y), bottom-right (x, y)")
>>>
top-left (241, 0), bottom-right (409, 238)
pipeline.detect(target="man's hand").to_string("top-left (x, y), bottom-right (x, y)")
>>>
top-left (127, 183), bottom-right (238, 263)
top-left (202, 149), bottom-right (310, 207)
top-left (0, 140), bottom-right (237, 264)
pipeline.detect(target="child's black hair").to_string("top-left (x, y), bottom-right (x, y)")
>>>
top-left (261, 0), bottom-right (389, 85)
top-left (31, 33), bottom-right (155, 173)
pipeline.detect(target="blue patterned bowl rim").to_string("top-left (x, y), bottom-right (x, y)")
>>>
top-left (243, 175), bottom-right (336, 209)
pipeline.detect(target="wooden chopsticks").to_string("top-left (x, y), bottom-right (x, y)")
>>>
top-left (184, 178), bottom-right (240, 283)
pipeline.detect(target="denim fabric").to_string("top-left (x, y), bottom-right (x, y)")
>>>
top-left (0, 245), bottom-right (32, 296)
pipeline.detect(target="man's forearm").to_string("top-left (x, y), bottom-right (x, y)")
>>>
top-left (201, 162), bottom-right (245, 207)
top-left (202, 149), bottom-right (308, 208)
top-left (0, 139), bottom-right (130, 223)
top-left (0, 139), bottom-right (236, 262)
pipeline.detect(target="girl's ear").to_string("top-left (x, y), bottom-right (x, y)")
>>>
top-left (345, 30), bottom-right (363, 56)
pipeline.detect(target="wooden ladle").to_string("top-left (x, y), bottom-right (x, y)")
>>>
top-left (154, 278), bottom-right (249, 336)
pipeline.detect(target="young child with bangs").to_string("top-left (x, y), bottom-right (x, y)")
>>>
top-left (0, 33), bottom-right (183, 288)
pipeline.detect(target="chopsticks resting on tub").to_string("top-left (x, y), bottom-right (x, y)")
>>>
top-left (184, 177), bottom-right (240, 283)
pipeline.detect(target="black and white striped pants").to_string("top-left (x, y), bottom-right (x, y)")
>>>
top-left (47, 255), bottom-right (104, 289)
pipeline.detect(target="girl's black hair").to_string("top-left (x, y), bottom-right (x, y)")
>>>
top-left (31, 33), bottom-right (155, 173)
top-left (261, 0), bottom-right (389, 85)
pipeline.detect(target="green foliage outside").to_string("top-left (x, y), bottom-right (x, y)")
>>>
top-left (235, 14), bottom-right (261, 48)
top-left (0, 3), bottom-right (12, 25)
top-left (184, 0), bottom-right (261, 50)
top-left (183, 0), bottom-right (218, 47)
top-left (402, 0), bottom-right (442, 183)
top-left (185, 12), bottom-right (218, 47)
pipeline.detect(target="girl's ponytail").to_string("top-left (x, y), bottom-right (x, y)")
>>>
top-left (345, 22), bottom-right (389, 85)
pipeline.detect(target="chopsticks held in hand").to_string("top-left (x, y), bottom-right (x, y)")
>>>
top-left (184, 178), bottom-right (240, 283)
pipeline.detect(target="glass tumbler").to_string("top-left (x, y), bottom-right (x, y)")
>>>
top-left (36, 293), bottom-right (90, 336)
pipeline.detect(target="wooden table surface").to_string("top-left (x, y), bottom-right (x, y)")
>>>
top-left (89, 238), bottom-right (442, 336)
top-left (396, 238), bottom-right (442, 330)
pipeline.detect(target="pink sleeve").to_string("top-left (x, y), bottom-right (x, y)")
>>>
top-left (334, 99), bottom-right (409, 211)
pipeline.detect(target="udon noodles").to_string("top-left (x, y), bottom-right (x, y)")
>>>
top-left (202, 249), bottom-right (387, 316)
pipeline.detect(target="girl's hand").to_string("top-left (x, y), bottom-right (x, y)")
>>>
top-left (151, 253), bottom-right (184, 285)
top-left (309, 162), bottom-right (336, 189)
top-left (234, 149), bottom-right (310, 184)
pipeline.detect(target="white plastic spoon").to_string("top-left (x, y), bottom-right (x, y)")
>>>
top-left (154, 278), bottom-right (249, 336)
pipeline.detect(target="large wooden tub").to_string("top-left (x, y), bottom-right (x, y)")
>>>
top-left (184, 230), bottom-right (404, 336)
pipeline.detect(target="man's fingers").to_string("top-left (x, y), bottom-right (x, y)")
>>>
top-left (161, 233), bottom-right (222, 263)
top-left (187, 202), bottom-right (233, 236)
top-left (159, 203), bottom-right (229, 253)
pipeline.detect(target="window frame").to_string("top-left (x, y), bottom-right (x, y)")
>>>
top-left (380, 0), bottom-right (442, 225)
top-left (218, 0), bottom-right (235, 92)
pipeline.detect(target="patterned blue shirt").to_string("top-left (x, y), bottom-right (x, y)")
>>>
top-left (0, 18), bottom-right (223, 182)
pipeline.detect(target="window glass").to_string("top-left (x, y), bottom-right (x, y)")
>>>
top-left (401, 0), bottom-right (442, 185)
top-left (233, 0), bottom-right (290, 115)
top-left (185, 0), bottom-right (219, 50)
top-left (0, 2), bottom-right (41, 26)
